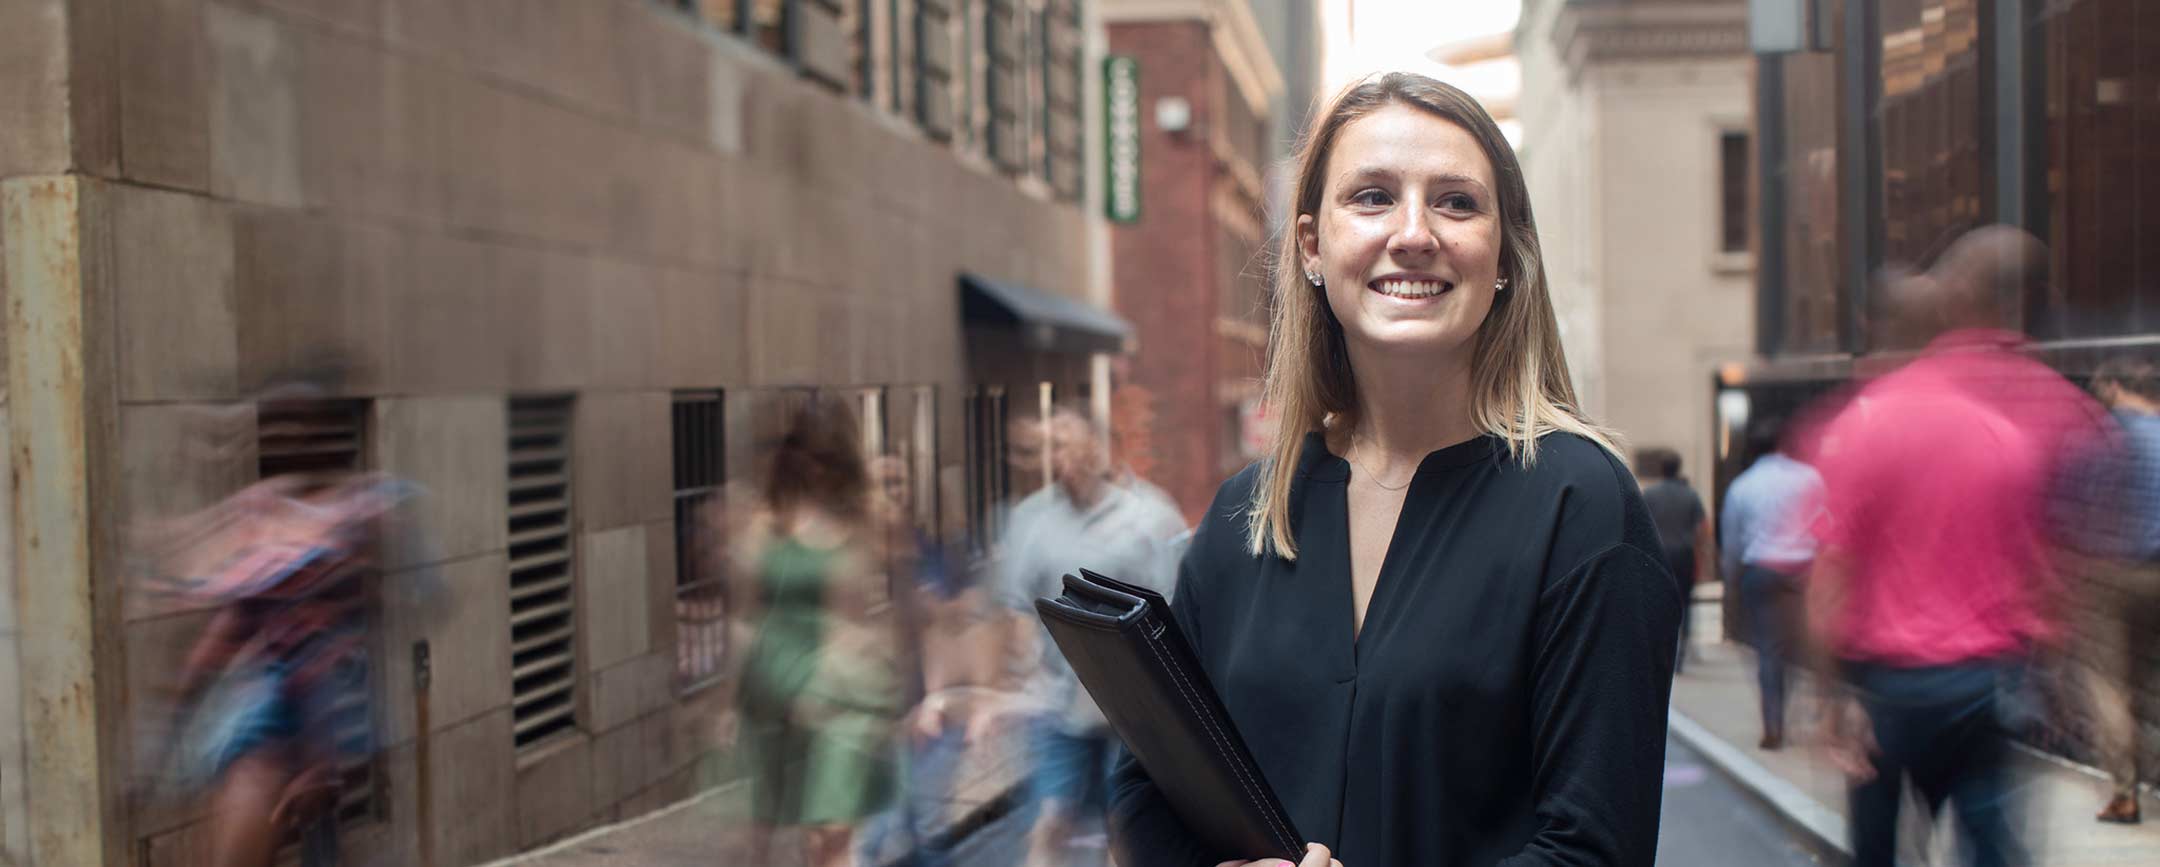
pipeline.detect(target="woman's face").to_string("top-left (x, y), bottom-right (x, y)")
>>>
top-left (1299, 104), bottom-right (1504, 360)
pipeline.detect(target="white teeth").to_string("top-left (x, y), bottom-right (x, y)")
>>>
top-left (1373, 280), bottom-right (1450, 298)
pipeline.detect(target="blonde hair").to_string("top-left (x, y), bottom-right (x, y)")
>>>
top-left (1247, 73), bottom-right (1622, 559)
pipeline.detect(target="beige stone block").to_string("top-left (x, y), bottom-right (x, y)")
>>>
top-left (586, 258), bottom-right (665, 389)
top-left (572, 391), bottom-right (670, 530)
top-left (375, 50), bottom-right (454, 225)
top-left (373, 395), bottom-right (507, 569)
top-left (231, 213), bottom-right (392, 393)
top-left (435, 70), bottom-right (515, 237)
top-left (294, 24), bottom-right (388, 215)
top-left (377, 553), bottom-right (513, 748)
top-left (0, 0), bottom-right (71, 176)
top-left (383, 233), bottom-right (510, 393)
top-left (590, 653), bottom-right (670, 734)
top-left (119, 403), bottom-right (257, 622)
top-left (207, 2), bottom-right (304, 207)
top-left (637, 701), bottom-right (688, 791)
top-left (114, 187), bottom-right (237, 402)
top-left (618, 761), bottom-right (698, 818)
top-left (123, 610), bottom-right (218, 836)
top-left (645, 519), bottom-right (679, 670)
top-left (259, 0), bottom-right (383, 34)
top-left (498, 246), bottom-right (595, 393)
top-left (589, 712), bottom-right (646, 809)
top-left (120, 0), bottom-right (209, 189)
top-left (746, 278), bottom-right (823, 386)
top-left (515, 735), bottom-right (594, 848)
top-left (654, 266), bottom-right (747, 389)
top-left (367, 740), bottom-right (420, 867)
top-left (428, 707), bottom-right (517, 864)
top-left (582, 525), bottom-right (652, 671)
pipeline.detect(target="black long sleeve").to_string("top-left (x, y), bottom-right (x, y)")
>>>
top-left (1497, 545), bottom-right (1680, 866)
top-left (1106, 433), bottom-right (1681, 867)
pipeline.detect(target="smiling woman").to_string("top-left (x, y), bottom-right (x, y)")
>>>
top-left (1105, 73), bottom-right (1682, 867)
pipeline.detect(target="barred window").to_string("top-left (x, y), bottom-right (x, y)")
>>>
top-left (671, 392), bottom-right (729, 692)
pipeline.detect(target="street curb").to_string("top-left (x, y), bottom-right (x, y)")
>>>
top-left (1668, 708), bottom-right (1852, 862)
top-left (477, 781), bottom-right (742, 866)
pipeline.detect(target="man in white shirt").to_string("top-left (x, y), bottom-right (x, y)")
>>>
top-left (1719, 415), bottom-right (1824, 749)
top-left (993, 407), bottom-right (1186, 867)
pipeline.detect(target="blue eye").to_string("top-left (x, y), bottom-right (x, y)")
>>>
top-left (1351, 189), bottom-right (1393, 207)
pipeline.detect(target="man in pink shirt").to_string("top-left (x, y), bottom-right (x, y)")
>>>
top-left (1807, 227), bottom-right (2103, 867)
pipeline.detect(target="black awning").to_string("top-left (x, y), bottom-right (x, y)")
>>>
top-left (960, 273), bottom-right (1133, 355)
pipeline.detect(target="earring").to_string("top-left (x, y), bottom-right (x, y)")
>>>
top-left (1306, 270), bottom-right (1323, 287)
top-left (1495, 277), bottom-right (1509, 292)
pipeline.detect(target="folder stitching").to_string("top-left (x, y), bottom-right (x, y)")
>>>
top-left (1139, 615), bottom-right (1301, 856)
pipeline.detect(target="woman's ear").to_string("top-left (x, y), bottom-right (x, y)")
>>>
top-left (1297, 213), bottom-right (1320, 279)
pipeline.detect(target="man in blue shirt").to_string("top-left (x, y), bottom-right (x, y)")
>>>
top-left (2062, 359), bottom-right (2160, 824)
top-left (1718, 415), bottom-right (1823, 750)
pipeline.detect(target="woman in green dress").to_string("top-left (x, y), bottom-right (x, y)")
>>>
top-left (730, 395), bottom-right (900, 867)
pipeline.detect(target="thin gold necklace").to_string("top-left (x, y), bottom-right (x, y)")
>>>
top-left (1347, 440), bottom-right (1416, 491)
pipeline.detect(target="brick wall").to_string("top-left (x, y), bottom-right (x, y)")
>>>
top-left (1110, 20), bottom-right (1232, 524)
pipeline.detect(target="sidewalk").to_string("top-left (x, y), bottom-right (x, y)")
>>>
top-left (1669, 640), bottom-right (2160, 866)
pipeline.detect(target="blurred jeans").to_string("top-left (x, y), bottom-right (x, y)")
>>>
top-left (1739, 565), bottom-right (1801, 737)
top-left (1844, 661), bottom-right (2029, 867)
top-left (1028, 720), bottom-right (1115, 815)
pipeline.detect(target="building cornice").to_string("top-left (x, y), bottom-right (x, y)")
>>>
top-left (1547, 2), bottom-right (1748, 76)
top-left (1102, 0), bottom-right (1286, 116)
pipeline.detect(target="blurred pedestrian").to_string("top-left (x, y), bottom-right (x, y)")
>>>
top-left (1806, 225), bottom-right (2103, 867)
top-left (2054, 357), bottom-right (2160, 824)
top-left (1637, 447), bottom-right (1714, 673)
top-left (729, 394), bottom-right (901, 867)
top-left (991, 406), bottom-right (1185, 867)
top-left (1718, 415), bottom-right (1822, 750)
top-left (137, 383), bottom-right (411, 867)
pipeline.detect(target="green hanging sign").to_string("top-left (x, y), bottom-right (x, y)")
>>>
top-left (1104, 55), bottom-right (1142, 224)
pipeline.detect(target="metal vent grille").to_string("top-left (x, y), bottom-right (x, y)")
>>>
top-left (506, 396), bottom-right (578, 750)
top-left (255, 398), bottom-right (382, 829)
top-left (671, 391), bottom-right (728, 692)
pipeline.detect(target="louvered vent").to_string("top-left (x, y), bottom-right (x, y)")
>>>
top-left (506, 396), bottom-right (578, 750)
top-left (255, 398), bottom-right (381, 827)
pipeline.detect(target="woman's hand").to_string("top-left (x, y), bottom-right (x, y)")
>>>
top-left (1216, 842), bottom-right (1343, 867)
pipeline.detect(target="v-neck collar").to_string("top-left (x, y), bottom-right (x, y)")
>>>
top-left (1296, 429), bottom-right (1499, 484)
top-left (1290, 430), bottom-right (1497, 668)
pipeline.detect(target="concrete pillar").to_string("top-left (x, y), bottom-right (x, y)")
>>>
top-left (4, 175), bottom-right (127, 867)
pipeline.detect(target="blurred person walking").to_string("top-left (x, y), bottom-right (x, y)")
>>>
top-left (729, 395), bottom-right (902, 867)
top-left (990, 407), bottom-right (1186, 867)
top-left (1637, 447), bottom-right (1715, 672)
top-left (1807, 226), bottom-right (2103, 867)
top-left (1718, 415), bottom-right (1822, 750)
top-left (139, 386), bottom-right (411, 867)
top-left (2054, 358), bottom-right (2160, 824)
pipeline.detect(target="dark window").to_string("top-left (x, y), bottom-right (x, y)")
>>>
top-left (2029, 0), bottom-right (2160, 338)
top-left (671, 392), bottom-right (728, 692)
top-left (963, 386), bottom-right (1009, 553)
top-left (1721, 130), bottom-right (1752, 254)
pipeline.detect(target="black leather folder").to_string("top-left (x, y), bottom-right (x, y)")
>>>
top-left (1033, 568), bottom-right (1304, 862)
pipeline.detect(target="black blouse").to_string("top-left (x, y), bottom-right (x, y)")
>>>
top-left (1108, 432), bottom-right (1682, 867)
